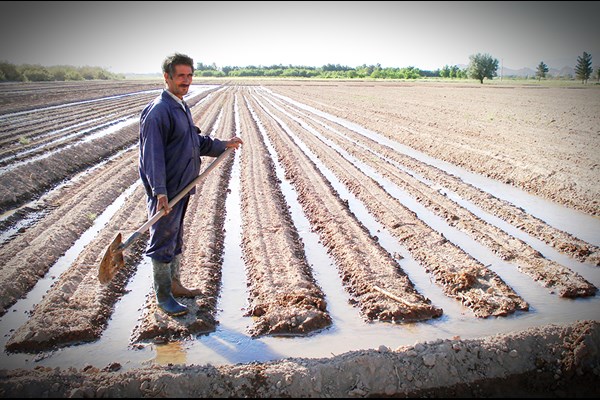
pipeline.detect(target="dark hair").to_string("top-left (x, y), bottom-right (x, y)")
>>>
top-left (162, 53), bottom-right (194, 78)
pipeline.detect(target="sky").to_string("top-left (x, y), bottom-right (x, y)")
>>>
top-left (1, 1), bottom-right (599, 74)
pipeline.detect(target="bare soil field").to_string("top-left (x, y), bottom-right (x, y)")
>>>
top-left (0, 79), bottom-right (599, 397)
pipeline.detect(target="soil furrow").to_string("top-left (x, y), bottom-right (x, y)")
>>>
top-left (333, 137), bottom-right (596, 298)
top-left (0, 81), bottom-right (598, 396)
top-left (0, 150), bottom-right (140, 316)
top-left (269, 85), bottom-right (600, 217)
top-left (5, 184), bottom-right (148, 352)
top-left (268, 93), bottom-right (596, 298)
top-left (0, 81), bottom-right (162, 115)
top-left (256, 91), bottom-right (529, 318)
top-left (2, 319), bottom-right (597, 398)
top-left (268, 89), bottom-right (600, 267)
top-left (0, 93), bottom-right (153, 141)
top-left (0, 110), bottom-right (146, 166)
top-left (0, 116), bottom-right (136, 167)
top-left (131, 89), bottom-right (236, 343)
top-left (0, 86), bottom-right (216, 155)
top-left (238, 91), bottom-right (332, 336)
top-left (193, 89), bottom-right (228, 133)
top-left (247, 92), bottom-right (443, 323)
top-left (0, 121), bottom-right (139, 214)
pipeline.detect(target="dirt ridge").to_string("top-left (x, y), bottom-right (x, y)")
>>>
top-left (238, 91), bottom-right (332, 336)
top-left (265, 90), bottom-right (597, 297)
top-left (1, 319), bottom-right (598, 398)
top-left (248, 91), bottom-right (443, 323)
top-left (255, 89), bottom-right (528, 318)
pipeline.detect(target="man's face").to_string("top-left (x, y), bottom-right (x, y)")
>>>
top-left (165, 64), bottom-right (193, 99)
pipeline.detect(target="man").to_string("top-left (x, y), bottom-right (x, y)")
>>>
top-left (139, 53), bottom-right (242, 316)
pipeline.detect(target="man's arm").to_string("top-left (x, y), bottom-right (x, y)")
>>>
top-left (140, 109), bottom-right (170, 213)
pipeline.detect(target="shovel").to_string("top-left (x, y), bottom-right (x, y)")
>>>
top-left (98, 147), bottom-right (234, 284)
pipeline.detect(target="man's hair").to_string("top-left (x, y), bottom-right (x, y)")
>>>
top-left (162, 53), bottom-right (194, 78)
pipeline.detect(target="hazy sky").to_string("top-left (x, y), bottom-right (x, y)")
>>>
top-left (1, 1), bottom-right (598, 73)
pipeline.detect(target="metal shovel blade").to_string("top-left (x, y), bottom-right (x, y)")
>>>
top-left (98, 233), bottom-right (124, 284)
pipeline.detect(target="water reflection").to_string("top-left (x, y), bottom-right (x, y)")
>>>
top-left (154, 341), bottom-right (187, 366)
top-left (195, 326), bottom-right (283, 365)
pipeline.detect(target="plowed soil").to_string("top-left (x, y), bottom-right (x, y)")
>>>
top-left (0, 79), bottom-right (599, 397)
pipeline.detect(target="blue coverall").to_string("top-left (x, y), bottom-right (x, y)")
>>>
top-left (139, 90), bottom-right (226, 263)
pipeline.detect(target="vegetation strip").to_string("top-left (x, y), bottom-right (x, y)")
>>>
top-left (247, 90), bottom-right (443, 323)
top-left (238, 91), bottom-right (332, 336)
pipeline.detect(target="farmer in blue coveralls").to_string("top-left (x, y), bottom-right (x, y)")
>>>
top-left (139, 53), bottom-right (243, 316)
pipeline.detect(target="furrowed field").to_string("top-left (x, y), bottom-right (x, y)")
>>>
top-left (0, 79), bottom-right (599, 397)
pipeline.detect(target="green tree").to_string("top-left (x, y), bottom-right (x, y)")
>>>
top-left (536, 61), bottom-right (549, 81)
top-left (468, 53), bottom-right (499, 84)
top-left (450, 65), bottom-right (460, 78)
top-left (439, 65), bottom-right (450, 78)
top-left (49, 67), bottom-right (66, 81)
top-left (264, 68), bottom-right (283, 77)
top-left (0, 62), bottom-right (23, 81)
top-left (221, 66), bottom-right (234, 76)
top-left (20, 65), bottom-right (53, 81)
top-left (575, 51), bottom-right (593, 84)
top-left (65, 70), bottom-right (83, 80)
top-left (79, 66), bottom-right (97, 80)
top-left (356, 64), bottom-right (375, 77)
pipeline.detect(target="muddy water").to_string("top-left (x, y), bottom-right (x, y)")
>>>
top-left (0, 86), bottom-right (599, 371)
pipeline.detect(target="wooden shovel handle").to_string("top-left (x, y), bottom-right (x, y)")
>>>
top-left (121, 147), bottom-right (234, 250)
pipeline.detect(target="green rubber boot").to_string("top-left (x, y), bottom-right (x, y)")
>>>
top-left (152, 258), bottom-right (188, 316)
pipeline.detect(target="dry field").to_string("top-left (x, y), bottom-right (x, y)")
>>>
top-left (0, 79), bottom-right (599, 397)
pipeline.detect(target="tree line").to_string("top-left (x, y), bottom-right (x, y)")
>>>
top-left (445, 51), bottom-right (597, 84)
top-left (1, 52), bottom-right (597, 84)
top-left (198, 51), bottom-right (597, 84)
top-left (0, 62), bottom-right (124, 82)
top-left (194, 62), bottom-right (431, 79)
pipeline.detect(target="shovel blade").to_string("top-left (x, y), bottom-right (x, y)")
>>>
top-left (98, 233), bottom-right (124, 284)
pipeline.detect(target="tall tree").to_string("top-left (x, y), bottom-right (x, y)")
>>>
top-left (536, 61), bottom-right (549, 81)
top-left (575, 51), bottom-right (593, 84)
top-left (468, 53), bottom-right (499, 84)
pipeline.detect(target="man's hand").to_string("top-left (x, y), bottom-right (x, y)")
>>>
top-left (225, 136), bottom-right (243, 149)
top-left (157, 194), bottom-right (171, 215)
